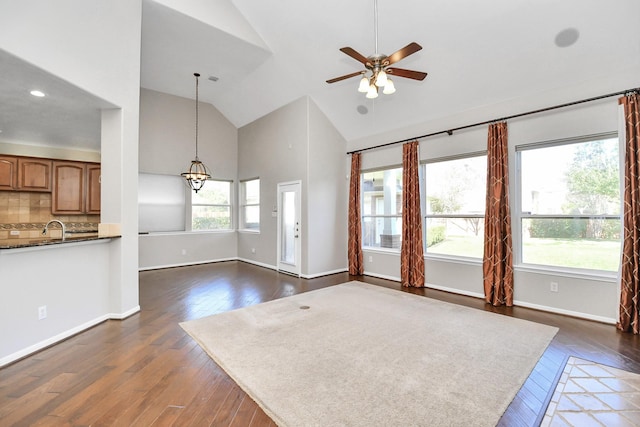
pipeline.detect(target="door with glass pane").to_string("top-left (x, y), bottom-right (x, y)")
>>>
top-left (277, 181), bottom-right (301, 276)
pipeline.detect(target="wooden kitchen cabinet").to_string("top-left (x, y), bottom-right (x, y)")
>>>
top-left (52, 161), bottom-right (85, 214)
top-left (52, 161), bottom-right (101, 215)
top-left (86, 164), bottom-right (101, 214)
top-left (0, 156), bottom-right (17, 190)
top-left (17, 157), bottom-right (52, 191)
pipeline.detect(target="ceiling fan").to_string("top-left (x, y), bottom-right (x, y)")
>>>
top-left (326, 0), bottom-right (427, 99)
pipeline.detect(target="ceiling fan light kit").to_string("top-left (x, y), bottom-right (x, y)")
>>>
top-left (326, 0), bottom-right (427, 98)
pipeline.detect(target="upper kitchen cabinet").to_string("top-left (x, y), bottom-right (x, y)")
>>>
top-left (0, 156), bottom-right (17, 190)
top-left (17, 157), bottom-right (52, 191)
top-left (86, 164), bottom-right (101, 214)
top-left (52, 161), bottom-right (100, 215)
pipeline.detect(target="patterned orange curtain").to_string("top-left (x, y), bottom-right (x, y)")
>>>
top-left (348, 153), bottom-right (364, 275)
top-left (401, 141), bottom-right (425, 287)
top-left (483, 122), bottom-right (513, 306)
top-left (618, 93), bottom-right (640, 333)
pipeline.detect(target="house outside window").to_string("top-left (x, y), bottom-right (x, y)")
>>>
top-left (240, 178), bottom-right (260, 231)
top-left (517, 135), bottom-right (621, 271)
top-left (424, 154), bottom-right (487, 258)
top-left (191, 179), bottom-right (232, 231)
top-left (362, 168), bottom-right (403, 249)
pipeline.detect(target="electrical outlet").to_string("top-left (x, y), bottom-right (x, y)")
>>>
top-left (181, 249), bottom-right (187, 255)
top-left (38, 305), bottom-right (47, 320)
top-left (10, 230), bottom-right (20, 236)
top-left (550, 282), bottom-right (559, 292)
top-left (368, 256), bottom-right (373, 263)
top-left (251, 248), bottom-right (256, 254)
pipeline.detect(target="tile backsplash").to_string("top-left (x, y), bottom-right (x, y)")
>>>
top-left (0, 191), bottom-right (99, 239)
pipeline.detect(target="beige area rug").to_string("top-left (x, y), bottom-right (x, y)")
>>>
top-left (180, 281), bottom-right (558, 427)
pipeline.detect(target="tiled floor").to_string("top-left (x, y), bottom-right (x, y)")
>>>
top-left (542, 357), bottom-right (640, 426)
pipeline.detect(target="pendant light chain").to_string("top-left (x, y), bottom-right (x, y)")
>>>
top-left (194, 72), bottom-right (200, 161)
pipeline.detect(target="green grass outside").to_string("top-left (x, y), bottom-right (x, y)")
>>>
top-left (427, 235), bottom-right (621, 271)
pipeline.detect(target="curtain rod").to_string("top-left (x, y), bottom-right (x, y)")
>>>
top-left (347, 86), bottom-right (639, 155)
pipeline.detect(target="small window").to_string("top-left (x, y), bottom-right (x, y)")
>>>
top-left (191, 180), bottom-right (232, 231)
top-left (424, 154), bottom-right (487, 258)
top-left (362, 168), bottom-right (403, 249)
top-left (240, 178), bottom-right (260, 231)
top-left (518, 136), bottom-right (620, 271)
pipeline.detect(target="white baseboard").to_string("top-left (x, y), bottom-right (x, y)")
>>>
top-left (301, 268), bottom-right (348, 279)
top-left (237, 258), bottom-right (277, 271)
top-left (110, 305), bottom-right (141, 320)
top-left (513, 299), bottom-right (617, 325)
top-left (424, 283), bottom-right (486, 300)
top-left (138, 258), bottom-right (237, 271)
top-left (0, 314), bottom-right (109, 367)
top-left (363, 271), bottom-right (401, 282)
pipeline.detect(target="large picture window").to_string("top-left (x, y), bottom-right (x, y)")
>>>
top-left (362, 168), bottom-right (403, 249)
top-left (518, 136), bottom-right (621, 271)
top-left (240, 178), bottom-right (260, 231)
top-left (191, 179), bottom-right (232, 231)
top-left (424, 154), bottom-right (487, 258)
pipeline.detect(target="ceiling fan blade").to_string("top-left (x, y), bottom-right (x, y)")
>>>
top-left (326, 71), bottom-right (364, 84)
top-left (385, 42), bottom-right (422, 66)
top-left (339, 47), bottom-right (371, 67)
top-left (386, 67), bottom-right (428, 81)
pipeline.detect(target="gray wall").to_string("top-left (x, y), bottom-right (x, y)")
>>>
top-left (138, 88), bottom-right (238, 269)
top-left (139, 92), bottom-right (348, 277)
top-left (237, 96), bottom-right (348, 277)
top-left (358, 99), bottom-right (621, 323)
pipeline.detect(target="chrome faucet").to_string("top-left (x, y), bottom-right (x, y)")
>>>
top-left (42, 220), bottom-right (66, 241)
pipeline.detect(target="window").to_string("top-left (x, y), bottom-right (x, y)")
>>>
top-left (191, 179), bottom-right (232, 231)
top-left (518, 136), bottom-right (620, 271)
top-left (362, 168), bottom-right (403, 249)
top-left (240, 178), bottom-right (260, 231)
top-left (424, 154), bottom-right (487, 258)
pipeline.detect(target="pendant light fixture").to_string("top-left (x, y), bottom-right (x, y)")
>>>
top-left (181, 72), bottom-right (211, 193)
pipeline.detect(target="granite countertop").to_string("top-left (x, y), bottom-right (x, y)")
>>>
top-left (0, 234), bottom-right (119, 249)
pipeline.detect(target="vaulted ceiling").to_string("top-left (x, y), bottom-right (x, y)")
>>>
top-left (1, 0), bottom-right (639, 150)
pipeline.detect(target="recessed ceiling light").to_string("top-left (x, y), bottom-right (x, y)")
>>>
top-left (555, 28), bottom-right (579, 48)
top-left (30, 90), bottom-right (46, 97)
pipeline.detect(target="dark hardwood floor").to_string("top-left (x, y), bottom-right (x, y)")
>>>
top-left (1, 260), bottom-right (639, 426)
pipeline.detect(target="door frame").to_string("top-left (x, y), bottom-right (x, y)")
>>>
top-left (276, 180), bottom-right (302, 277)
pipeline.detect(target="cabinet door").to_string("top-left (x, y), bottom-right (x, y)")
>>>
top-left (17, 158), bottom-right (52, 191)
top-left (86, 164), bottom-right (101, 214)
top-left (52, 162), bottom-right (85, 214)
top-left (0, 156), bottom-right (17, 190)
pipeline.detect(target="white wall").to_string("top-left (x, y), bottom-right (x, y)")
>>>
top-left (358, 99), bottom-right (622, 323)
top-left (0, 0), bottom-right (142, 364)
top-left (0, 242), bottom-right (112, 366)
top-left (138, 88), bottom-right (239, 269)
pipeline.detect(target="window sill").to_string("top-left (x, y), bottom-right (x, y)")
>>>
top-left (238, 229), bottom-right (260, 234)
top-left (515, 263), bottom-right (618, 282)
top-left (424, 253), bottom-right (483, 266)
top-left (140, 230), bottom-right (236, 236)
top-left (363, 247), bottom-right (401, 255)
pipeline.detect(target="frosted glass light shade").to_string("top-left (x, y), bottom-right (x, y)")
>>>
top-left (358, 76), bottom-right (369, 92)
top-left (366, 84), bottom-right (378, 99)
top-left (383, 78), bottom-right (396, 94)
top-left (375, 69), bottom-right (388, 87)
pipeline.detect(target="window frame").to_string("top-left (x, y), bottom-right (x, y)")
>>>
top-left (514, 132), bottom-right (621, 273)
top-left (188, 178), bottom-right (234, 232)
top-left (361, 166), bottom-right (403, 251)
top-left (422, 152), bottom-right (487, 261)
top-left (239, 177), bottom-right (260, 232)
